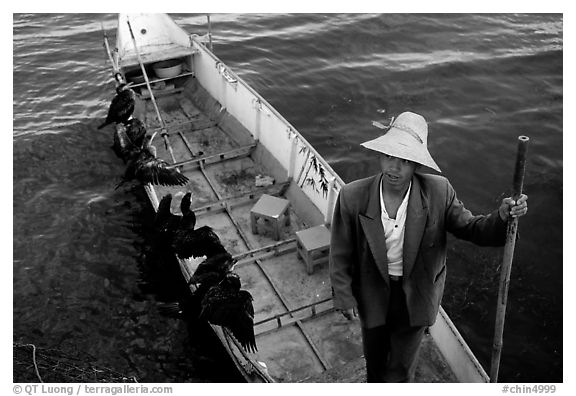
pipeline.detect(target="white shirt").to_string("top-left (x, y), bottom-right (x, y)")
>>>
top-left (379, 179), bottom-right (411, 276)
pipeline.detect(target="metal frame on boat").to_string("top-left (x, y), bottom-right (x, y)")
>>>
top-left (104, 13), bottom-right (489, 383)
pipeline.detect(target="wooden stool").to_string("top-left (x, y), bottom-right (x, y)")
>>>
top-left (250, 194), bottom-right (291, 241)
top-left (296, 224), bottom-right (331, 274)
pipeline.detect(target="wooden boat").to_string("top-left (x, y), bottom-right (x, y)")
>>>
top-left (104, 13), bottom-right (490, 383)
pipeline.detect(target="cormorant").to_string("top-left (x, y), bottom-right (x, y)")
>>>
top-left (170, 192), bottom-right (227, 259)
top-left (115, 139), bottom-right (189, 189)
top-left (157, 254), bottom-right (232, 321)
top-left (189, 251), bottom-right (236, 286)
top-left (199, 272), bottom-right (257, 353)
top-left (112, 118), bottom-right (147, 162)
top-left (173, 224), bottom-right (226, 260)
top-left (98, 80), bottom-right (136, 130)
top-left (152, 193), bottom-right (183, 250)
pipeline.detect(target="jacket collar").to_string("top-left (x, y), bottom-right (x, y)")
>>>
top-left (359, 173), bottom-right (428, 281)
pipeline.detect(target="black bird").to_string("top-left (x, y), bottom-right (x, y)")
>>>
top-left (152, 193), bottom-right (183, 249)
top-left (157, 254), bottom-right (232, 321)
top-left (171, 193), bottom-right (227, 259)
top-left (200, 272), bottom-right (257, 353)
top-left (178, 191), bottom-right (195, 231)
top-left (173, 224), bottom-right (226, 260)
top-left (189, 251), bottom-right (236, 286)
top-left (98, 79), bottom-right (136, 130)
top-left (112, 118), bottom-right (147, 162)
top-left (115, 139), bottom-right (189, 189)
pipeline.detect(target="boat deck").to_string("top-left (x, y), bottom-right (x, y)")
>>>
top-left (137, 77), bottom-right (457, 383)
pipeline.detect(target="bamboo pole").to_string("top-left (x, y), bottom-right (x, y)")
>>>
top-left (125, 17), bottom-right (176, 164)
top-left (489, 135), bottom-right (530, 382)
top-left (101, 23), bottom-right (120, 75)
top-left (207, 14), bottom-right (213, 52)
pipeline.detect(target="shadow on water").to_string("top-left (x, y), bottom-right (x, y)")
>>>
top-left (13, 122), bottom-right (243, 382)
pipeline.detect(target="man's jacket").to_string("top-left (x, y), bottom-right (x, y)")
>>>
top-left (329, 172), bottom-right (507, 328)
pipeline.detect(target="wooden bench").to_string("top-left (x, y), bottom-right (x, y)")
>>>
top-left (250, 194), bottom-right (291, 241)
top-left (296, 224), bottom-right (331, 274)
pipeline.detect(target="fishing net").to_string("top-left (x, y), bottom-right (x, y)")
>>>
top-left (13, 343), bottom-right (138, 383)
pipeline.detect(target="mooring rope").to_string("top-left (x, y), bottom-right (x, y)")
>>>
top-left (21, 343), bottom-right (44, 383)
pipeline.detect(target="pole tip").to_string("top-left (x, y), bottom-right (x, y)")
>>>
top-left (518, 136), bottom-right (530, 142)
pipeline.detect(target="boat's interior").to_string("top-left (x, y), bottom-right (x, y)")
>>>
top-left (129, 64), bottom-right (457, 383)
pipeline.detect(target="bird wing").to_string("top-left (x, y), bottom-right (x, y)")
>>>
top-left (112, 123), bottom-right (142, 162)
top-left (189, 270), bottom-right (223, 288)
top-left (190, 252), bottom-right (233, 284)
top-left (112, 123), bottom-right (129, 159)
top-left (135, 157), bottom-right (190, 187)
top-left (126, 118), bottom-right (147, 148)
top-left (239, 290), bottom-right (255, 318)
top-left (173, 226), bottom-right (223, 259)
top-left (111, 90), bottom-right (135, 124)
top-left (200, 287), bottom-right (257, 353)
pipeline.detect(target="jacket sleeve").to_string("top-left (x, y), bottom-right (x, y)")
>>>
top-left (329, 188), bottom-right (358, 310)
top-left (444, 180), bottom-right (507, 246)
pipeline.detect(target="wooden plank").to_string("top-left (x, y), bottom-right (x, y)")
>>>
top-left (233, 244), bottom-right (297, 268)
top-left (120, 47), bottom-right (198, 67)
top-left (178, 96), bottom-right (203, 119)
top-left (233, 238), bottom-right (297, 262)
top-left (167, 143), bottom-right (256, 169)
top-left (141, 86), bottom-right (184, 99)
top-left (255, 297), bottom-right (333, 329)
top-left (191, 181), bottom-right (291, 217)
top-left (131, 72), bottom-right (195, 89)
top-left (178, 131), bottom-right (197, 156)
top-left (296, 320), bottom-right (331, 370)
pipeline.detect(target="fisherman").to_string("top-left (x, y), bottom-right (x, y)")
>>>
top-left (329, 111), bottom-right (528, 382)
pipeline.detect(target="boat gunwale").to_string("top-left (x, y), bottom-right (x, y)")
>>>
top-left (187, 34), bottom-right (346, 191)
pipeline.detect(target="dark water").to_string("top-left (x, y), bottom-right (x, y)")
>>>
top-left (13, 13), bottom-right (562, 382)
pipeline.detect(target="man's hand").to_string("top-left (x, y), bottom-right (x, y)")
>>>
top-left (499, 194), bottom-right (528, 221)
top-left (338, 307), bottom-right (358, 321)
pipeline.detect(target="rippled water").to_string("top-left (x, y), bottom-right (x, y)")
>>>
top-left (13, 13), bottom-right (562, 382)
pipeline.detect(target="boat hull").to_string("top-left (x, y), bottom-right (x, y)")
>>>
top-left (111, 13), bottom-right (489, 383)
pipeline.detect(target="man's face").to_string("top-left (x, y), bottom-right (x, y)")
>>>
top-left (379, 153), bottom-right (417, 192)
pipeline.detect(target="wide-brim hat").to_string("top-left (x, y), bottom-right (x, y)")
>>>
top-left (360, 111), bottom-right (441, 173)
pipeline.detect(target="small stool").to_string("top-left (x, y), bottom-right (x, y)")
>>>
top-left (250, 194), bottom-right (291, 241)
top-left (296, 224), bottom-right (331, 274)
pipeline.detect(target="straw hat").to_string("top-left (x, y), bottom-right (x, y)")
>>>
top-left (361, 111), bottom-right (441, 173)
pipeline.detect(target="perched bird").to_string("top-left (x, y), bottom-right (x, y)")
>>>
top-left (152, 193), bottom-right (183, 249)
top-left (157, 252), bottom-right (233, 321)
top-left (178, 191), bottom-right (195, 231)
top-left (171, 192), bottom-right (227, 260)
top-left (200, 272), bottom-right (257, 353)
top-left (98, 77), bottom-right (136, 129)
top-left (112, 118), bottom-right (147, 162)
top-left (189, 251), bottom-right (236, 286)
top-left (172, 222), bottom-right (227, 260)
top-left (115, 139), bottom-right (189, 189)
